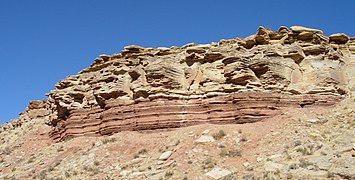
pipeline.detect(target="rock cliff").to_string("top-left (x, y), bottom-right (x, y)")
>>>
top-left (1, 26), bottom-right (355, 180)
top-left (2, 26), bottom-right (355, 141)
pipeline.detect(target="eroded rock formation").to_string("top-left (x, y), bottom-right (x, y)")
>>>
top-left (0, 100), bottom-right (51, 133)
top-left (3, 26), bottom-right (355, 140)
top-left (50, 92), bottom-right (341, 141)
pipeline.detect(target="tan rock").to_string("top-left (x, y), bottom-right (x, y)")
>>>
top-left (297, 31), bottom-right (314, 41)
top-left (243, 35), bottom-right (256, 48)
top-left (205, 167), bottom-right (233, 179)
top-left (158, 151), bottom-right (172, 160)
top-left (290, 26), bottom-right (323, 34)
top-left (283, 44), bottom-right (306, 63)
top-left (329, 33), bottom-right (349, 44)
top-left (302, 44), bottom-right (327, 55)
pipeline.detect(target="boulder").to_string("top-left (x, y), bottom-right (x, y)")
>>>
top-left (205, 167), bottom-right (233, 179)
top-left (195, 135), bottom-right (215, 143)
top-left (158, 151), bottom-right (172, 160)
top-left (329, 33), bottom-right (349, 44)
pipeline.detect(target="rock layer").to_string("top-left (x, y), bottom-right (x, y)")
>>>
top-left (50, 92), bottom-right (341, 141)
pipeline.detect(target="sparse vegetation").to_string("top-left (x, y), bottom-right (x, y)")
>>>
top-left (327, 171), bottom-right (334, 178)
top-left (240, 135), bottom-right (248, 142)
top-left (174, 140), bottom-right (180, 146)
top-left (94, 160), bottom-right (100, 166)
top-left (39, 170), bottom-right (47, 180)
top-left (165, 170), bottom-right (174, 178)
top-left (102, 137), bottom-right (117, 144)
top-left (212, 130), bottom-right (226, 140)
top-left (219, 149), bottom-right (228, 157)
top-left (27, 156), bottom-right (35, 164)
top-left (138, 148), bottom-right (147, 155)
top-left (83, 166), bottom-right (100, 175)
top-left (57, 145), bottom-right (64, 152)
top-left (133, 154), bottom-right (139, 159)
top-left (299, 158), bottom-right (310, 168)
top-left (202, 158), bottom-right (216, 169)
top-left (287, 173), bottom-right (293, 179)
top-left (3, 147), bottom-right (12, 155)
top-left (48, 166), bottom-right (55, 172)
top-left (295, 146), bottom-right (313, 156)
top-left (220, 148), bottom-right (242, 157)
top-left (65, 171), bottom-right (70, 178)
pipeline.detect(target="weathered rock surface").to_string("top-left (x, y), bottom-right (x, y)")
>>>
top-left (0, 100), bottom-right (51, 133)
top-left (2, 26), bottom-right (355, 141)
top-left (50, 92), bottom-right (341, 141)
top-left (205, 167), bottom-right (233, 179)
top-left (2, 26), bottom-right (355, 180)
top-left (158, 151), bottom-right (173, 161)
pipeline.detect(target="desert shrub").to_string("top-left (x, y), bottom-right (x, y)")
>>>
top-left (3, 147), bottom-right (12, 155)
top-left (138, 148), bottom-right (147, 155)
top-left (102, 137), bottom-right (116, 144)
top-left (202, 158), bottom-right (216, 169)
top-left (219, 149), bottom-right (241, 157)
top-left (48, 166), bottom-right (54, 172)
top-left (240, 135), bottom-right (248, 142)
top-left (64, 171), bottom-right (70, 178)
top-left (212, 130), bottom-right (226, 140)
top-left (174, 140), bottom-right (180, 146)
top-left (57, 146), bottom-right (64, 152)
top-left (39, 170), bottom-right (47, 180)
top-left (94, 160), bottom-right (100, 166)
top-left (229, 149), bottom-right (242, 157)
top-left (165, 170), bottom-right (174, 178)
top-left (287, 173), bottom-right (293, 179)
top-left (133, 153), bottom-right (139, 159)
top-left (102, 138), bottom-right (110, 144)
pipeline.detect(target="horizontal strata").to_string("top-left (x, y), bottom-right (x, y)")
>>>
top-left (4, 26), bottom-right (353, 140)
top-left (49, 92), bottom-right (341, 141)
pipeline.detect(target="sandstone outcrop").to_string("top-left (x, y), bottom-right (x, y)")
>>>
top-left (0, 100), bottom-right (51, 133)
top-left (3, 26), bottom-right (355, 140)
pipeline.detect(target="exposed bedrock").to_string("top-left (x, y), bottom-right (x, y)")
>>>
top-left (3, 26), bottom-right (354, 140)
top-left (44, 26), bottom-right (354, 140)
top-left (50, 92), bottom-right (341, 141)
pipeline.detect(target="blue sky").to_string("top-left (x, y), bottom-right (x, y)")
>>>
top-left (0, 0), bottom-right (354, 124)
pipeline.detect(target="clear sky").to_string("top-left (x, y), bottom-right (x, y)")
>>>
top-left (1, 0), bottom-right (354, 124)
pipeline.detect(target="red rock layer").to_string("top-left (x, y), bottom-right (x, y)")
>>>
top-left (50, 92), bottom-right (341, 141)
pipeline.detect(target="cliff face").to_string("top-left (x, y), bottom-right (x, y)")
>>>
top-left (50, 92), bottom-right (341, 140)
top-left (3, 26), bottom-right (355, 140)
